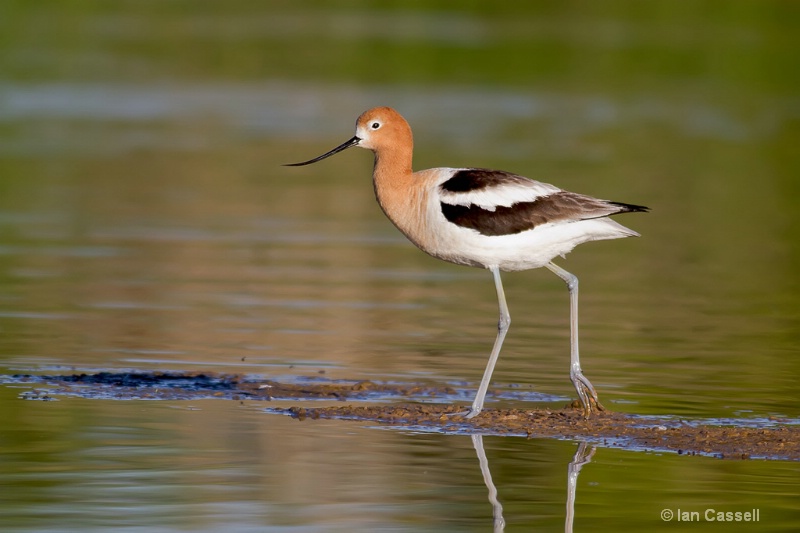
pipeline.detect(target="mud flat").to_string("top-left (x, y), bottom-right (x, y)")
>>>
top-left (283, 404), bottom-right (799, 460)
top-left (8, 371), bottom-right (799, 460)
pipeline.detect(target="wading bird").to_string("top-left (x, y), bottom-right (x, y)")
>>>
top-left (286, 107), bottom-right (648, 418)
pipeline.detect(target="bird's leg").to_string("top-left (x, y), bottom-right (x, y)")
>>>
top-left (458, 266), bottom-right (510, 419)
top-left (545, 262), bottom-right (605, 418)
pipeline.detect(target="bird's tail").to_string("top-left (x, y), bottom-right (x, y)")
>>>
top-left (609, 201), bottom-right (650, 214)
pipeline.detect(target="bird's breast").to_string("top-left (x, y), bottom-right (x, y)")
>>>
top-left (373, 169), bottom-right (452, 256)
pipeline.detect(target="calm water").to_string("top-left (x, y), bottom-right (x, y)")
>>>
top-left (1, 2), bottom-right (799, 531)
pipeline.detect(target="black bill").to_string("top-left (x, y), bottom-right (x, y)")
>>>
top-left (284, 136), bottom-right (361, 166)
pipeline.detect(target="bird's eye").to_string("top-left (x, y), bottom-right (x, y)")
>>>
top-left (371, 121), bottom-right (381, 130)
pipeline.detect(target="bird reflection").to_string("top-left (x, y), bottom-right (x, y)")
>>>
top-left (565, 442), bottom-right (596, 533)
top-left (470, 436), bottom-right (596, 532)
top-left (471, 435), bottom-right (506, 531)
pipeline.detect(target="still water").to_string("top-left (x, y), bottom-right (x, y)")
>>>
top-left (1, 2), bottom-right (799, 531)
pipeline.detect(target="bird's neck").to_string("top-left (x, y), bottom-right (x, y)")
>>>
top-left (371, 144), bottom-right (426, 243)
top-left (373, 141), bottom-right (413, 178)
top-left (372, 142), bottom-right (414, 202)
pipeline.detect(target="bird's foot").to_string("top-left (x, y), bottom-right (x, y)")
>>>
top-left (571, 371), bottom-right (605, 418)
top-left (446, 406), bottom-right (482, 419)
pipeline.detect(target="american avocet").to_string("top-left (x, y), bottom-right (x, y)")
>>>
top-left (286, 106), bottom-right (648, 418)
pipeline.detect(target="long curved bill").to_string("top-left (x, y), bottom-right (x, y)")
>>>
top-left (284, 136), bottom-right (361, 166)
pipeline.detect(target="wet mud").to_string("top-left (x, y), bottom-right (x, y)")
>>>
top-left (6, 371), bottom-right (799, 461)
top-left (285, 404), bottom-right (799, 461)
top-left (8, 371), bottom-right (457, 402)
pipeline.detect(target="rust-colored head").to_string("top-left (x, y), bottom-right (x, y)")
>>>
top-left (284, 106), bottom-right (412, 166)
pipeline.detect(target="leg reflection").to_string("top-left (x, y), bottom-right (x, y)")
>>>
top-left (471, 434), bottom-right (505, 532)
top-left (565, 441), bottom-right (597, 533)
top-left (469, 436), bottom-right (597, 531)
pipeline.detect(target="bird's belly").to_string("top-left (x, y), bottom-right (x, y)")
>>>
top-left (412, 217), bottom-right (636, 272)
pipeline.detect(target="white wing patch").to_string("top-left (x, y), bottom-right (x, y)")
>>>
top-left (437, 169), bottom-right (561, 212)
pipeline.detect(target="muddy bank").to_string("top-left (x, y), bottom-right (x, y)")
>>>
top-left (283, 404), bottom-right (799, 461)
top-left (8, 371), bottom-right (458, 401)
top-left (7, 371), bottom-right (799, 460)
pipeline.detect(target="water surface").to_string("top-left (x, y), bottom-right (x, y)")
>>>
top-left (1, 2), bottom-right (799, 531)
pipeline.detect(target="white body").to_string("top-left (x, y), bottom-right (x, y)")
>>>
top-left (377, 167), bottom-right (639, 272)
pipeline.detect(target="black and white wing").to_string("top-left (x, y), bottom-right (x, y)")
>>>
top-left (438, 169), bottom-right (648, 237)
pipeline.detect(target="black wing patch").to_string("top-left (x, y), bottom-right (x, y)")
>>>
top-left (440, 168), bottom-right (532, 193)
top-left (441, 192), bottom-right (648, 237)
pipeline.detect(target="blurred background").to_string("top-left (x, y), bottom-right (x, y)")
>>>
top-left (1, 1), bottom-right (799, 531)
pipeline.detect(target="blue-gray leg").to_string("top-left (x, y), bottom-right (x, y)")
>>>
top-left (464, 266), bottom-right (510, 418)
top-left (545, 262), bottom-right (605, 418)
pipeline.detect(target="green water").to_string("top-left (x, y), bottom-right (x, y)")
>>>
top-left (1, 2), bottom-right (799, 531)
